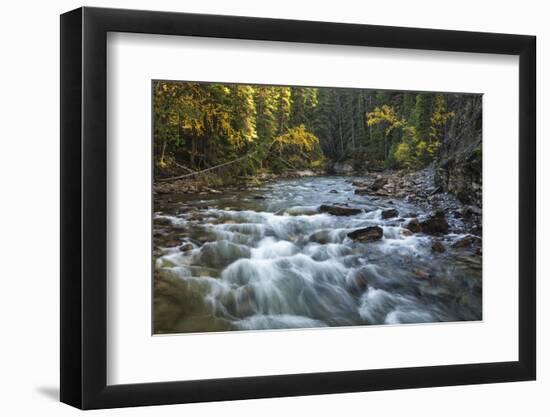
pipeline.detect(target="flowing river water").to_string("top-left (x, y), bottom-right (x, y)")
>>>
top-left (153, 176), bottom-right (482, 334)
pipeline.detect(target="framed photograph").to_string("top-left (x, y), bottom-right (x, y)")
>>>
top-left (60, 6), bottom-right (536, 409)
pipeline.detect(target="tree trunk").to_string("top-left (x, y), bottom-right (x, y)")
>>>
top-left (160, 141), bottom-right (167, 166)
top-left (351, 116), bottom-right (356, 150)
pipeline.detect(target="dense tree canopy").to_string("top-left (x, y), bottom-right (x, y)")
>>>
top-left (153, 81), bottom-right (479, 181)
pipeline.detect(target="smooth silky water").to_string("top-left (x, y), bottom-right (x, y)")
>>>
top-left (153, 176), bottom-right (482, 333)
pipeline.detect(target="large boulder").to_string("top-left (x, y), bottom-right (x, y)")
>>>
top-left (347, 226), bottom-right (383, 242)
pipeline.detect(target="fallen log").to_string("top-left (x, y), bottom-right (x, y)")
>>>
top-left (158, 153), bottom-right (253, 182)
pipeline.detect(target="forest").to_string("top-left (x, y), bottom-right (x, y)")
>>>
top-left (153, 81), bottom-right (481, 183)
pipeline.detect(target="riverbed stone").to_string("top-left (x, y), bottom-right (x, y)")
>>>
top-left (461, 205), bottom-right (482, 219)
top-left (419, 213), bottom-right (449, 235)
top-left (309, 230), bottom-right (333, 244)
top-left (381, 208), bottom-right (399, 219)
top-left (319, 204), bottom-right (362, 216)
top-left (405, 218), bottom-right (422, 233)
top-left (347, 226), bottom-right (383, 242)
top-left (371, 177), bottom-right (387, 191)
top-left (346, 270), bottom-right (370, 294)
top-left (155, 217), bottom-right (173, 226)
top-left (412, 268), bottom-right (432, 280)
top-left (452, 234), bottom-right (481, 248)
top-left (400, 228), bottom-right (413, 237)
top-left (431, 239), bottom-right (446, 253)
top-left (235, 286), bottom-right (258, 317)
top-left (163, 239), bottom-right (181, 247)
top-left (199, 240), bottom-right (251, 268)
top-left (354, 187), bottom-right (369, 195)
top-left (179, 243), bottom-right (194, 252)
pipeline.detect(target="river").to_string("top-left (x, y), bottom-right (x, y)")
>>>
top-left (153, 176), bottom-right (482, 334)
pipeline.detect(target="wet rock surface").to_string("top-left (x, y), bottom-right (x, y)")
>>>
top-left (347, 226), bottom-right (384, 242)
top-left (431, 239), bottom-right (446, 253)
top-left (381, 208), bottom-right (399, 219)
top-left (319, 204), bottom-right (362, 216)
top-left (451, 234), bottom-right (481, 249)
top-left (419, 213), bottom-right (449, 235)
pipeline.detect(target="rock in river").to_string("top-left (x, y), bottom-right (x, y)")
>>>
top-left (319, 204), bottom-right (362, 216)
top-left (431, 239), bottom-right (446, 253)
top-left (451, 234), bottom-right (481, 248)
top-left (308, 230), bottom-right (333, 244)
top-left (199, 240), bottom-right (251, 268)
top-left (154, 217), bottom-right (173, 226)
top-left (405, 218), bottom-right (422, 233)
top-left (371, 177), bottom-right (388, 191)
top-left (419, 212), bottom-right (449, 235)
top-left (461, 205), bottom-right (482, 219)
top-left (347, 226), bottom-right (383, 242)
top-left (381, 208), bottom-right (399, 219)
top-left (179, 243), bottom-right (194, 252)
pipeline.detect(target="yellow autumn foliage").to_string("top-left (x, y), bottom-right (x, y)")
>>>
top-left (273, 124), bottom-right (319, 153)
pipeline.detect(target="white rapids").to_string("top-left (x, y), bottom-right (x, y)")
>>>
top-left (154, 176), bottom-right (482, 333)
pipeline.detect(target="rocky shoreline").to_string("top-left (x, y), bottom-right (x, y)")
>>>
top-left (349, 168), bottom-right (482, 234)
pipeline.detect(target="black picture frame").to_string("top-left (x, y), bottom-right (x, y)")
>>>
top-left (60, 6), bottom-right (536, 410)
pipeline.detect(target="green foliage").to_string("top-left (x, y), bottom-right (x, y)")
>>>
top-left (154, 81), bottom-right (466, 180)
top-left (412, 94), bottom-right (432, 140)
top-left (394, 142), bottom-right (414, 168)
top-left (154, 82), bottom-right (322, 179)
top-left (274, 87), bottom-right (292, 135)
top-left (366, 93), bottom-right (455, 169)
top-left (315, 89), bottom-right (369, 162)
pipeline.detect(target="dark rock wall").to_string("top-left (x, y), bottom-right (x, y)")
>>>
top-left (435, 95), bottom-right (483, 207)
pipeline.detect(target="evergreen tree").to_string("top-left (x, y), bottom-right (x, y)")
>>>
top-left (153, 81), bottom-right (477, 180)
